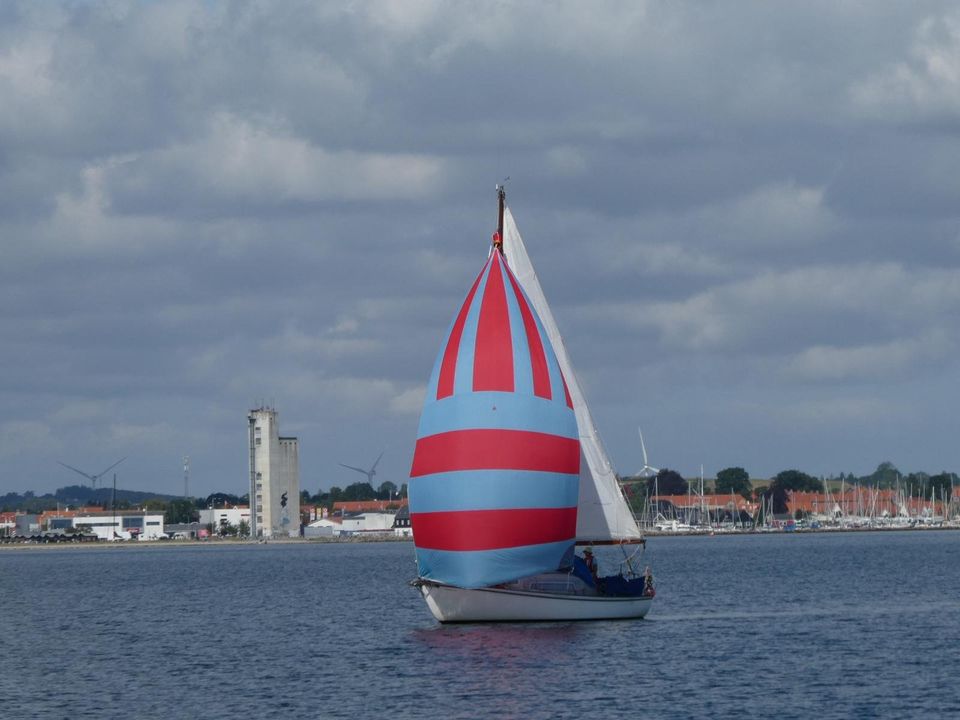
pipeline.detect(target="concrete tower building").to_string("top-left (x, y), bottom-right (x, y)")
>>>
top-left (248, 406), bottom-right (300, 538)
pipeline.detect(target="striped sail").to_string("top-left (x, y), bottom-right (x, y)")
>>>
top-left (410, 250), bottom-right (581, 589)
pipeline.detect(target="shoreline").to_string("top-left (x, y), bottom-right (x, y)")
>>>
top-left (0, 534), bottom-right (415, 550)
top-left (2, 524), bottom-right (958, 551)
top-left (644, 523), bottom-right (960, 537)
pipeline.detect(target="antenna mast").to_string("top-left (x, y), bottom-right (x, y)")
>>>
top-left (183, 455), bottom-right (190, 498)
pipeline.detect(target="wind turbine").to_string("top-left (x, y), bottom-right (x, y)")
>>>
top-left (636, 428), bottom-right (659, 478)
top-left (57, 457), bottom-right (126, 490)
top-left (339, 451), bottom-right (384, 485)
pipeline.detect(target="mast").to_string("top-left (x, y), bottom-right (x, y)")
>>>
top-left (494, 184), bottom-right (506, 254)
top-left (498, 185), bottom-right (505, 240)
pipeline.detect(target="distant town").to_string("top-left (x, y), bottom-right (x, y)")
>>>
top-left (2, 406), bottom-right (957, 543)
top-left (1, 405), bottom-right (414, 544)
top-left (3, 458), bottom-right (957, 544)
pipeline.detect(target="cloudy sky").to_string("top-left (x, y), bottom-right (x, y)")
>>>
top-left (3, 1), bottom-right (960, 497)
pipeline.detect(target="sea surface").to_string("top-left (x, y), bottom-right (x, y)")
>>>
top-left (2, 531), bottom-right (958, 719)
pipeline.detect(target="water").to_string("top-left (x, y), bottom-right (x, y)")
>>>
top-left (2, 531), bottom-right (958, 719)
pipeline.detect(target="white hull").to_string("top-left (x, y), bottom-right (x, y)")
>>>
top-left (418, 581), bottom-right (653, 623)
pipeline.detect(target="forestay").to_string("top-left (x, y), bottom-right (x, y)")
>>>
top-left (502, 208), bottom-right (644, 543)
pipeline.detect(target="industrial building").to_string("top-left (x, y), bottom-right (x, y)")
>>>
top-left (247, 406), bottom-right (300, 538)
top-left (198, 506), bottom-right (251, 533)
top-left (1, 509), bottom-right (165, 541)
top-left (71, 510), bottom-right (166, 540)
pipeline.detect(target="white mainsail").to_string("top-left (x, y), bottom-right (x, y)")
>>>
top-left (502, 207), bottom-right (644, 542)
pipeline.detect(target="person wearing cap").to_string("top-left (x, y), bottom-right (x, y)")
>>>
top-left (583, 547), bottom-right (598, 580)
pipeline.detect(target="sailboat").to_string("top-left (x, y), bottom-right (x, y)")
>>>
top-left (409, 187), bottom-right (654, 622)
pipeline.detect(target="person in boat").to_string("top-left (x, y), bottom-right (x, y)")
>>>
top-left (642, 565), bottom-right (656, 597)
top-left (568, 549), bottom-right (597, 588)
top-left (583, 547), bottom-right (598, 580)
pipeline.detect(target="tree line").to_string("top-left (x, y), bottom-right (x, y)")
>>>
top-left (625, 462), bottom-right (956, 510)
top-left (304, 480), bottom-right (406, 509)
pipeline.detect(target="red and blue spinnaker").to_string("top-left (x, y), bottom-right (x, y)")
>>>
top-left (409, 249), bottom-right (580, 588)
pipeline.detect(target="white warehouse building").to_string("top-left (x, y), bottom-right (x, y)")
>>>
top-left (72, 511), bottom-right (166, 541)
top-left (341, 512), bottom-right (397, 534)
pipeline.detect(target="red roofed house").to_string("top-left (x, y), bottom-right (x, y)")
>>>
top-left (333, 499), bottom-right (408, 514)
